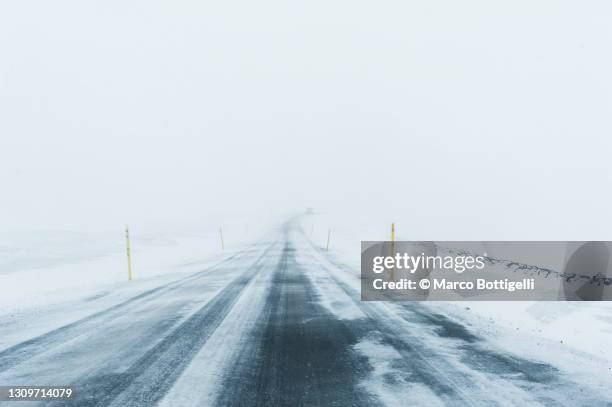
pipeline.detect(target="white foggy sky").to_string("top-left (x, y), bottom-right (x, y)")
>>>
top-left (1, 1), bottom-right (611, 237)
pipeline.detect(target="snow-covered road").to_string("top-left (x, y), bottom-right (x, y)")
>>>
top-left (0, 219), bottom-right (610, 406)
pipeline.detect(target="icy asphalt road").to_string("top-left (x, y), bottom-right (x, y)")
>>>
top-left (0, 219), bottom-right (610, 406)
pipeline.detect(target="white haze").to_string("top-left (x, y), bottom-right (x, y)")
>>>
top-left (1, 1), bottom-right (611, 239)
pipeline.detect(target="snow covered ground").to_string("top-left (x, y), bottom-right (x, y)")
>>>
top-left (0, 216), bottom-right (276, 351)
top-left (0, 216), bottom-right (275, 307)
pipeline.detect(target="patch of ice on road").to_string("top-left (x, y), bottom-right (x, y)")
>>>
top-left (354, 333), bottom-right (444, 407)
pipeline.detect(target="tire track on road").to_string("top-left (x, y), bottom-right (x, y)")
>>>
top-left (0, 247), bottom-right (259, 374)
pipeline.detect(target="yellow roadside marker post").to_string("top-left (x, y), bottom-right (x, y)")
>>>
top-left (326, 229), bottom-right (331, 251)
top-left (125, 225), bottom-right (133, 281)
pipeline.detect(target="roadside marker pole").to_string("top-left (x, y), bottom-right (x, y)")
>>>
top-left (220, 226), bottom-right (225, 251)
top-left (126, 225), bottom-right (133, 281)
top-left (391, 223), bottom-right (395, 242)
top-left (326, 229), bottom-right (331, 251)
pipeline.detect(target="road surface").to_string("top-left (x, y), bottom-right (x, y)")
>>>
top-left (0, 219), bottom-right (609, 406)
